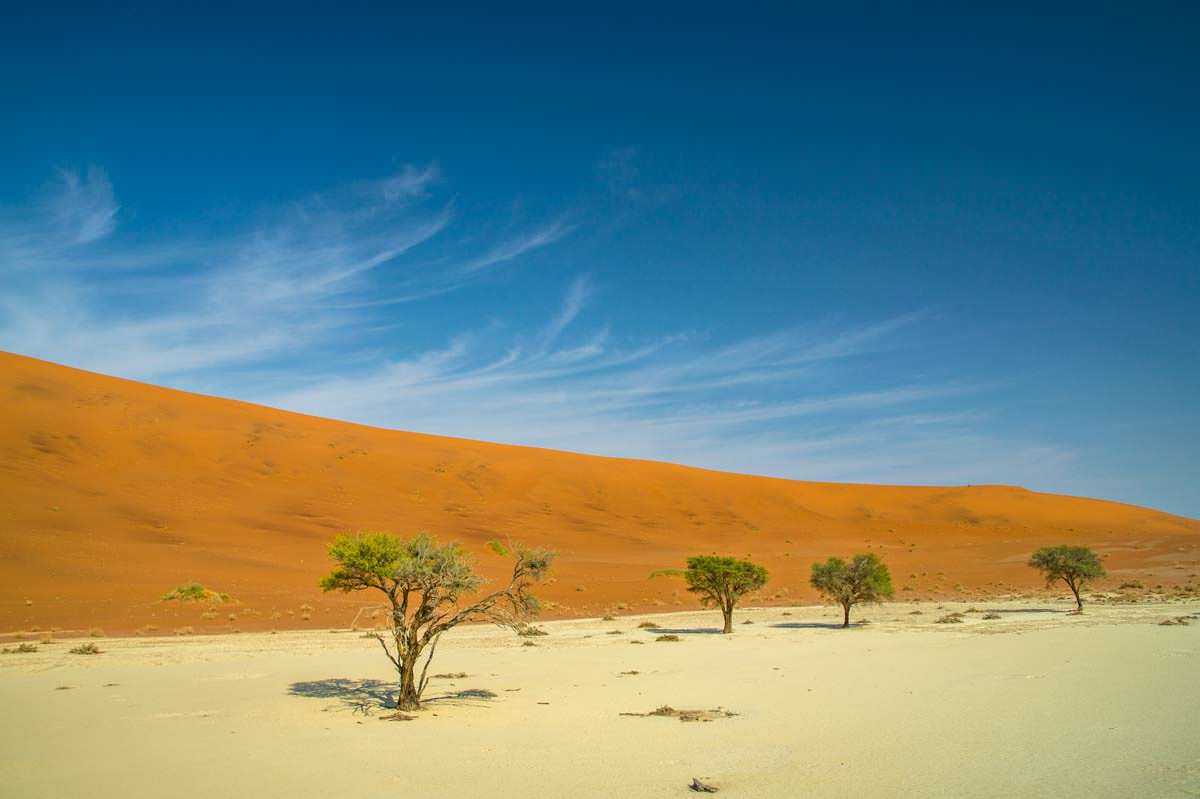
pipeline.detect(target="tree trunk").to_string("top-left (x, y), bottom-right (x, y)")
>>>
top-left (397, 650), bottom-right (421, 711)
top-left (1069, 581), bottom-right (1083, 612)
top-left (842, 603), bottom-right (851, 628)
top-left (722, 605), bottom-right (733, 634)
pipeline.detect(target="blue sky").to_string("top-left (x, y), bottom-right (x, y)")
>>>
top-left (2, 4), bottom-right (1197, 516)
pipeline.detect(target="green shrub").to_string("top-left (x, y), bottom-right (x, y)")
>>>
top-left (160, 583), bottom-right (231, 603)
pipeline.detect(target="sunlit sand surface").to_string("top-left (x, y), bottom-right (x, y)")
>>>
top-left (3, 599), bottom-right (1198, 797)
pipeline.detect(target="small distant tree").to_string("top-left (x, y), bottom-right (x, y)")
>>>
top-left (810, 553), bottom-right (894, 628)
top-left (320, 532), bottom-right (554, 711)
top-left (652, 556), bottom-right (768, 633)
top-left (1028, 545), bottom-right (1105, 611)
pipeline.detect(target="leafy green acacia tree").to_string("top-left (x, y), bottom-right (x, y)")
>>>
top-left (1028, 545), bottom-right (1105, 611)
top-left (320, 532), bottom-right (554, 711)
top-left (810, 553), bottom-right (894, 628)
top-left (653, 556), bottom-right (768, 633)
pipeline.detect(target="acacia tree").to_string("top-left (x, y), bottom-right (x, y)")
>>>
top-left (320, 532), bottom-right (554, 711)
top-left (810, 553), bottom-right (894, 628)
top-left (1028, 545), bottom-right (1105, 611)
top-left (653, 556), bottom-right (768, 633)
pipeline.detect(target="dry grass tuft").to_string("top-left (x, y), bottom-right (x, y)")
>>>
top-left (620, 705), bottom-right (738, 722)
top-left (3, 643), bottom-right (38, 654)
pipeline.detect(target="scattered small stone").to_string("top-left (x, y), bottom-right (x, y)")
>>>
top-left (935, 613), bottom-right (964, 624)
top-left (630, 640), bottom-right (645, 645)
top-left (607, 630), bottom-right (624, 635)
top-left (982, 612), bottom-right (1001, 620)
top-left (522, 640), bottom-right (537, 647)
top-left (620, 670), bottom-right (640, 675)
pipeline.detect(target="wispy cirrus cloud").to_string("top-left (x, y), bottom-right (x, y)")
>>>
top-left (459, 220), bottom-right (573, 273)
top-left (258, 279), bottom-right (1069, 485)
top-left (0, 164), bottom-right (566, 383)
top-left (48, 166), bottom-right (120, 245)
top-left (0, 162), bottom-right (1072, 488)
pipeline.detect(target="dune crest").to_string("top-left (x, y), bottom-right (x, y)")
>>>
top-left (2, 351), bottom-right (1197, 634)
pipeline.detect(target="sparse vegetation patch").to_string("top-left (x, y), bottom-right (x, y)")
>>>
top-left (160, 583), bottom-right (231, 603)
top-left (2, 643), bottom-right (38, 654)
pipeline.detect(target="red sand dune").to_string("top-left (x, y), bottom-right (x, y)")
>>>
top-left (2, 351), bottom-right (1197, 636)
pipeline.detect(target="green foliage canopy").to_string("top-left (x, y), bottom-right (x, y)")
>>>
top-left (1028, 545), bottom-right (1105, 610)
top-left (809, 553), bottom-right (894, 627)
top-left (319, 531), bottom-right (554, 709)
top-left (653, 555), bottom-right (768, 632)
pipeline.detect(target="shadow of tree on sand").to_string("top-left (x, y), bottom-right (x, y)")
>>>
top-left (289, 678), bottom-right (396, 714)
top-left (288, 678), bottom-right (499, 715)
top-left (770, 622), bottom-right (862, 630)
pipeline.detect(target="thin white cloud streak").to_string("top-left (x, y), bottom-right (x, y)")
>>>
top-left (0, 163), bottom-right (1075, 489)
top-left (0, 165), bottom-right (566, 383)
top-left (459, 220), bottom-right (572, 273)
top-left (260, 282), bottom-right (1068, 487)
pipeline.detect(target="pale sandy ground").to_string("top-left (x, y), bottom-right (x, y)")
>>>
top-left (2, 599), bottom-right (1199, 798)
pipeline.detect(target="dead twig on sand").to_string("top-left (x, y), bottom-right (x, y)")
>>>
top-left (689, 777), bottom-right (719, 792)
top-left (620, 705), bottom-right (737, 723)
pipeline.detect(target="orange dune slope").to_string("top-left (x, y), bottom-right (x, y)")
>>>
top-left (2, 351), bottom-right (1197, 635)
